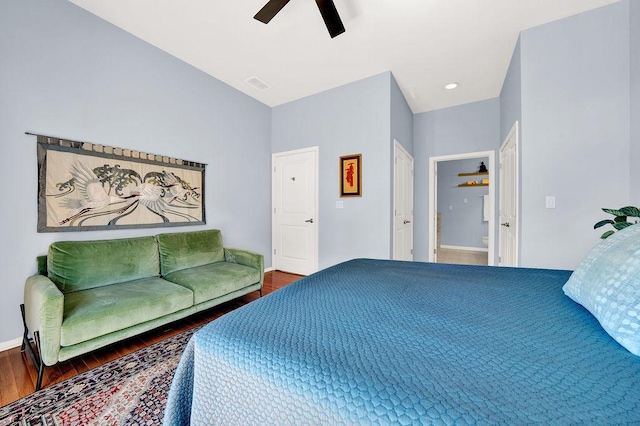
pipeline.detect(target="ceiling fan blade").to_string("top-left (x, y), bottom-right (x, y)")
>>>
top-left (254, 0), bottom-right (291, 24)
top-left (315, 0), bottom-right (345, 38)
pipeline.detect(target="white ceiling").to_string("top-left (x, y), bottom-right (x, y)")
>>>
top-left (68, 0), bottom-right (620, 114)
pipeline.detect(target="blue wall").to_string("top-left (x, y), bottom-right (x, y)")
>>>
top-left (413, 98), bottom-right (500, 261)
top-left (519, 1), bottom-right (631, 269)
top-left (437, 158), bottom-right (489, 248)
top-left (631, 0), bottom-right (640, 203)
top-left (272, 73), bottom-right (394, 268)
top-left (0, 0), bottom-right (272, 344)
top-left (500, 38), bottom-right (522, 144)
top-left (390, 75), bottom-right (414, 156)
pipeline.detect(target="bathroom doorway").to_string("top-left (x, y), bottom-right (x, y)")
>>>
top-left (429, 151), bottom-right (495, 265)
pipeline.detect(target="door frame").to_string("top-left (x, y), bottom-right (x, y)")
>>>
top-left (499, 121), bottom-right (520, 266)
top-left (392, 140), bottom-right (414, 260)
top-left (428, 150), bottom-right (495, 265)
top-left (271, 146), bottom-right (319, 274)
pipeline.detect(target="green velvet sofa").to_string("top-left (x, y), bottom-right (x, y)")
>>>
top-left (21, 229), bottom-right (263, 390)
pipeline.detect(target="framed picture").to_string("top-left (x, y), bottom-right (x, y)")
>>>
top-left (340, 154), bottom-right (362, 197)
top-left (33, 134), bottom-right (205, 232)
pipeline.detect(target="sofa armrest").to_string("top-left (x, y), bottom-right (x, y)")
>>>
top-left (24, 274), bottom-right (64, 366)
top-left (224, 248), bottom-right (264, 286)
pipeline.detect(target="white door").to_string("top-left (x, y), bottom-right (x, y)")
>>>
top-left (432, 161), bottom-right (438, 263)
top-left (499, 122), bottom-right (519, 267)
top-left (272, 147), bottom-right (318, 275)
top-left (393, 141), bottom-right (414, 261)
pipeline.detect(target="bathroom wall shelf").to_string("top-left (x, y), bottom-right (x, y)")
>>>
top-left (458, 171), bottom-right (489, 187)
top-left (458, 182), bottom-right (489, 187)
top-left (458, 172), bottom-right (489, 177)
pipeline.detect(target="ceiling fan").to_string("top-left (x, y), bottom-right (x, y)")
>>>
top-left (254, 0), bottom-right (346, 38)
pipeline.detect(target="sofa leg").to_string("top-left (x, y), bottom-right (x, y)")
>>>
top-left (20, 304), bottom-right (27, 352)
top-left (20, 304), bottom-right (46, 391)
top-left (33, 331), bottom-right (45, 391)
top-left (259, 287), bottom-right (263, 297)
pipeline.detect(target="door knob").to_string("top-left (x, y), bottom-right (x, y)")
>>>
top-left (501, 222), bottom-right (510, 227)
top-left (305, 218), bottom-right (314, 223)
top-left (403, 220), bottom-right (411, 224)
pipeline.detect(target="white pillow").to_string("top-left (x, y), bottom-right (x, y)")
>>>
top-left (562, 224), bottom-right (640, 356)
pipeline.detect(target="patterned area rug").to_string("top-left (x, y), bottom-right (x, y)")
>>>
top-left (0, 328), bottom-right (197, 426)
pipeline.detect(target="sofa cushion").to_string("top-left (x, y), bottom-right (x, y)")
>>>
top-left (60, 277), bottom-right (193, 347)
top-left (48, 236), bottom-right (160, 293)
top-left (157, 230), bottom-right (225, 276)
top-left (164, 262), bottom-right (261, 305)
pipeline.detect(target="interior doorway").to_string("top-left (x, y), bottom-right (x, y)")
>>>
top-left (429, 151), bottom-right (495, 265)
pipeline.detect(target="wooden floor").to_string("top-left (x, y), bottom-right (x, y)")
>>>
top-left (0, 270), bottom-right (301, 408)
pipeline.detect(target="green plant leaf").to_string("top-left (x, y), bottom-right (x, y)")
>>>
top-left (594, 219), bottom-right (614, 229)
top-left (620, 206), bottom-right (640, 217)
top-left (601, 230), bottom-right (615, 239)
top-left (613, 221), bottom-right (633, 230)
top-left (602, 208), bottom-right (625, 216)
top-left (614, 216), bottom-right (628, 223)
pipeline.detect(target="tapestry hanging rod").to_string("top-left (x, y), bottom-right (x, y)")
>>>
top-left (25, 131), bottom-right (207, 168)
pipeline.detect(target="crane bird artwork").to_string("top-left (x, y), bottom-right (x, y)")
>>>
top-left (38, 138), bottom-right (205, 232)
top-left (58, 162), bottom-right (127, 225)
top-left (36, 135), bottom-right (204, 232)
top-left (53, 162), bottom-right (202, 228)
top-left (118, 172), bottom-right (202, 223)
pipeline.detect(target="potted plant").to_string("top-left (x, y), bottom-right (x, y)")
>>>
top-left (593, 206), bottom-right (640, 239)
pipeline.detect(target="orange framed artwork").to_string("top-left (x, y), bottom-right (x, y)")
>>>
top-left (340, 154), bottom-right (362, 197)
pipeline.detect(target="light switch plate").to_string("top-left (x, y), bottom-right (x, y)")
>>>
top-left (336, 200), bottom-right (344, 209)
top-left (545, 196), bottom-right (556, 209)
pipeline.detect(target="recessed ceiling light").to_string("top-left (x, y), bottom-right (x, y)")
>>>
top-left (445, 82), bottom-right (459, 90)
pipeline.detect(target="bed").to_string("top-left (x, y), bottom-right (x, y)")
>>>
top-left (164, 255), bottom-right (640, 424)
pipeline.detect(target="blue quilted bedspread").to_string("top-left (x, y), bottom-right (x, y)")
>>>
top-left (164, 259), bottom-right (640, 425)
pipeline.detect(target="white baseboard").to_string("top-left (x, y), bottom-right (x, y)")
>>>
top-left (440, 244), bottom-right (489, 253)
top-left (264, 266), bottom-right (274, 273)
top-left (0, 337), bottom-right (22, 352)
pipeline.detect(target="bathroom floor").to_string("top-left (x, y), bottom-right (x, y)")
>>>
top-left (436, 248), bottom-right (488, 266)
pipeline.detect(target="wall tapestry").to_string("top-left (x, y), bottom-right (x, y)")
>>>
top-left (33, 134), bottom-right (205, 233)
